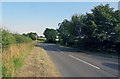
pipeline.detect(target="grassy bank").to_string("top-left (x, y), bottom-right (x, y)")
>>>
top-left (2, 29), bottom-right (60, 77)
top-left (35, 47), bottom-right (60, 77)
top-left (1, 29), bottom-right (33, 77)
top-left (2, 43), bottom-right (33, 77)
top-left (17, 46), bottom-right (60, 77)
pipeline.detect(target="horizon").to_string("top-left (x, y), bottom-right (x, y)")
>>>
top-left (1, 2), bottom-right (118, 36)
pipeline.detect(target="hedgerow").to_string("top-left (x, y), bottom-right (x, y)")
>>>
top-left (2, 29), bottom-right (32, 48)
top-left (13, 34), bottom-right (32, 44)
top-left (2, 30), bottom-right (16, 48)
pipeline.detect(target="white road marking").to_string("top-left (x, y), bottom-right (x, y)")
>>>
top-left (69, 54), bottom-right (100, 69)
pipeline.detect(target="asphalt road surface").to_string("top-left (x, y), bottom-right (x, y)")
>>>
top-left (39, 43), bottom-right (119, 77)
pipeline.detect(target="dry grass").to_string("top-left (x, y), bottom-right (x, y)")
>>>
top-left (17, 46), bottom-right (61, 77)
top-left (2, 43), bottom-right (33, 77)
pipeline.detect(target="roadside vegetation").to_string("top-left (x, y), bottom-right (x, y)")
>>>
top-left (17, 46), bottom-right (60, 77)
top-left (2, 29), bottom-right (33, 77)
top-left (43, 28), bottom-right (58, 43)
top-left (37, 37), bottom-right (46, 42)
top-left (2, 29), bottom-right (60, 77)
top-left (23, 32), bottom-right (38, 40)
top-left (43, 4), bottom-right (120, 56)
top-left (2, 43), bottom-right (33, 77)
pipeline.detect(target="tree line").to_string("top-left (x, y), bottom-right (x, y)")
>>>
top-left (43, 4), bottom-right (120, 55)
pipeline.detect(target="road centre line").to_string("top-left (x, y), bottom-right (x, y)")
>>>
top-left (69, 54), bottom-right (100, 69)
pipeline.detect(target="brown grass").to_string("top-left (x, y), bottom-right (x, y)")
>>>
top-left (2, 43), bottom-right (33, 77)
top-left (17, 46), bottom-right (61, 77)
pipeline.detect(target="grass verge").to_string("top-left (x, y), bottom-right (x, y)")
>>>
top-left (2, 43), bottom-right (33, 77)
top-left (17, 46), bottom-right (61, 77)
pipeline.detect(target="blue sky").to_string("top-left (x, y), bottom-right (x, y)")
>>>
top-left (1, 2), bottom-right (118, 36)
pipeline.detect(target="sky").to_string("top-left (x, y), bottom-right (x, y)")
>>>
top-left (1, 2), bottom-right (118, 36)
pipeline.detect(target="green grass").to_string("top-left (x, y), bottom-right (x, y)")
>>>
top-left (13, 57), bottom-right (23, 72)
top-left (37, 37), bottom-right (46, 42)
top-left (0, 55), bottom-right (2, 78)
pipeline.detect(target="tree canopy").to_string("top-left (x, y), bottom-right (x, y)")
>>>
top-left (43, 28), bottom-right (58, 43)
top-left (23, 32), bottom-right (38, 40)
top-left (57, 4), bottom-right (120, 54)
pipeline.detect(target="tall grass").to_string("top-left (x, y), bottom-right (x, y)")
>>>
top-left (2, 43), bottom-right (33, 77)
top-left (1, 29), bottom-right (33, 77)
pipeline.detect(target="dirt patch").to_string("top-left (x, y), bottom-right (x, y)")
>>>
top-left (16, 47), bottom-right (60, 77)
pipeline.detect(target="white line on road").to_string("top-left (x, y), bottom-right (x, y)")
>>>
top-left (69, 54), bottom-right (100, 69)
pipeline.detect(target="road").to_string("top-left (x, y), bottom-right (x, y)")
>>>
top-left (39, 43), bottom-right (119, 77)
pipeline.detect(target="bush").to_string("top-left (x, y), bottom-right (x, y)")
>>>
top-left (2, 30), bottom-right (16, 48)
top-left (2, 30), bottom-right (32, 48)
top-left (13, 34), bottom-right (32, 44)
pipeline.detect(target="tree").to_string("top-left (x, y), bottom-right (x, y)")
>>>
top-left (90, 4), bottom-right (119, 51)
top-left (23, 32), bottom-right (38, 40)
top-left (112, 10), bottom-right (120, 53)
top-left (58, 19), bottom-right (74, 45)
top-left (43, 28), bottom-right (58, 43)
top-left (57, 4), bottom-right (120, 53)
top-left (91, 4), bottom-right (117, 42)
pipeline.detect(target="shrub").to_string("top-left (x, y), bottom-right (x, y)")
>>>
top-left (2, 30), bottom-right (32, 49)
top-left (2, 30), bottom-right (16, 48)
top-left (13, 34), bottom-right (32, 44)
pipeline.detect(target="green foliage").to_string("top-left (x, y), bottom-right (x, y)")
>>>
top-left (14, 34), bottom-right (32, 43)
top-left (43, 28), bottom-right (58, 43)
top-left (38, 37), bottom-right (46, 42)
top-left (23, 32), bottom-right (38, 40)
top-left (2, 65), bottom-right (7, 77)
top-left (2, 30), bottom-right (16, 48)
top-left (13, 57), bottom-right (23, 72)
top-left (57, 4), bottom-right (120, 54)
top-left (2, 30), bottom-right (32, 48)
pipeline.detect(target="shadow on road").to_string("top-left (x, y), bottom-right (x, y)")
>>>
top-left (102, 62), bottom-right (120, 71)
top-left (36, 42), bottom-right (118, 58)
top-left (38, 43), bottom-right (80, 53)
